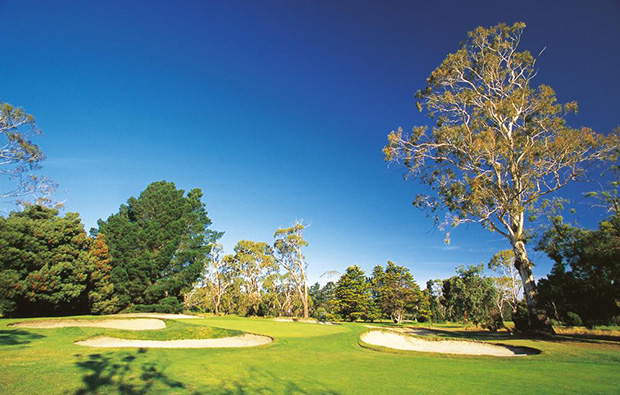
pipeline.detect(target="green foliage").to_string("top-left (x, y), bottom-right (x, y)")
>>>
top-left (97, 181), bottom-right (220, 311)
top-left (0, 205), bottom-right (119, 316)
top-left (424, 279), bottom-right (446, 322)
top-left (384, 22), bottom-right (619, 329)
top-left (512, 301), bottom-right (531, 332)
top-left (274, 222), bottom-right (311, 318)
top-left (228, 240), bottom-right (277, 316)
top-left (332, 265), bottom-right (374, 321)
top-left (536, 214), bottom-right (620, 325)
top-left (309, 281), bottom-right (336, 318)
top-left (441, 264), bottom-right (499, 326)
top-left (565, 312), bottom-right (583, 327)
top-left (0, 101), bottom-right (57, 204)
top-left (371, 261), bottom-right (422, 323)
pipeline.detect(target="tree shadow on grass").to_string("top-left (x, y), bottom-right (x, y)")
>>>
top-left (0, 329), bottom-right (45, 346)
top-left (73, 350), bottom-right (341, 395)
top-left (73, 349), bottom-right (191, 395)
top-left (224, 366), bottom-right (341, 395)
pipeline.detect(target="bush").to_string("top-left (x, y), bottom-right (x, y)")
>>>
top-left (349, 312), bottom-right (364, 322)
top-left (512, 301), bottom-right (531, 332)
top-left (565, 311), bottom-right (583, 327)
top-left (314, 307), bottom-right (328, 322)
top-left (481, 312), bottom-right (504, 332)
top-left (325, 313), bottom-right (340, 322)
top-left (417, 309), bottom-right (432, 323)
top-left (132, 297), bottom-right (183, 314)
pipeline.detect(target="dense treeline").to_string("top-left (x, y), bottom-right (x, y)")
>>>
top-left (1, 178), bottom-right (618, 329)
top-left (310, 262), bottom-right (508, 329)
top-left (536, 215), bottom-right (620, 327)
top-left (184, 224), bottom-right (311, 318)
top-left (0, 181), bottom-right (220, 316)
top-left (0, 205), bottom-right (118, 316)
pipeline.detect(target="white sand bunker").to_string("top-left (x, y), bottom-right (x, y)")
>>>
top-left (13, 318), bottom-right (166, 330)
top-left (361, 330), bottom-right (531, 357)
top-left (112, 313), bottom-right (199, 319)
top-left (75, 333), bottom-right (272, 348)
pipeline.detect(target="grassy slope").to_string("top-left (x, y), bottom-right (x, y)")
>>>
top-left (0, 316), bottom-right (618, 394)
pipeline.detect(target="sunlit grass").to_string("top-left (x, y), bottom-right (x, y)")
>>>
top-left (1, 315), bottom-right (619, 394)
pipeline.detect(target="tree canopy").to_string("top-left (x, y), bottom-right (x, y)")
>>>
top-left (97, 181), bottom-right (220, 313)
top-left (536, 214), bottom-right (620, 325)
top-left (0, 101), bottom-right (55, 204)
top-left (0, 205), bottom-right (118, 316)
top-left (384, 22), bottom-right (618, 331)
top-left (274, 222), bottom-right (310, 318)
top-left (371, 261), bottom-right (422, 323)
top-left (441, 265), bottom-right (499, 328)
top-left (332, 265), bottom-right (375, 321)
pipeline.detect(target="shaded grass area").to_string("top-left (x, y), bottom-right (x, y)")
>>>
top-left (0, 329), bottom-right (46, 346)
top-left (1, 316), bottom-right (619, 394)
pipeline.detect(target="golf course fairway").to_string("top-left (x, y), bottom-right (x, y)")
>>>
top-left (1, 315), bottom-right (619, 394)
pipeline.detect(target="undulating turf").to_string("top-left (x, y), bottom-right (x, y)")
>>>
top-left (1, 316), bottom-right (619, 394)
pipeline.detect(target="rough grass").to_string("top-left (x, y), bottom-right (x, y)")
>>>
top-left (1, 316), bottom-right (619, 394)
top-left (555, 326), bottom-right (620, 337)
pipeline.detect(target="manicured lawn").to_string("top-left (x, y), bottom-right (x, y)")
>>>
top-left (1, 316), bottom-right (619, 394)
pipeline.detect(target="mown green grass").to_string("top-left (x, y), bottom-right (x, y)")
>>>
top-left (100, 319), bottom-right (243, 341)
top-left (1, 316), bottom-right (619, 394)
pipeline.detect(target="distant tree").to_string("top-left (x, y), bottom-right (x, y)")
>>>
top-left (332, 265), bottom-right (374, 321)
top-left (272, 272), bottom-right (298, 317)
top-left (441, 265), bottom-right (498, 327)
top-left (228, 240), bottom-right (277, 316)
top-left (201, 244), bottom-right (235, 315)
top-left (274, 222), bottom-right (310, 318)
top-left (97, 181), bottom-right (220, 312)
top-left (488, 250), bottom-right (523, 319)
top-left (0, 205), bottom-right (119, 316)
top-left (261, 271), bottom-right (282, 316)
top-left (309, 281), bottom-right (336, 319)
top-left (371, 262), bottom-right (421, 323)
top-left (384, 22), bottom-right (619, 331)
top-left (0, 101), bottom-right (56, 205)
top-left (425, 279), bottom-right (446, 322)
top-left (309, 281), bottom-right (335, 310)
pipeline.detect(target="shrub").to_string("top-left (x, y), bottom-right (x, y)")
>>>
top-left (417, 309), bottom-right (432, 323)
top-left (325, 313), bottom-right (340, 322)
top-left (132, 297), bottom-right (183, 314)
top-left (512, 301), bottom-right (531, 332)
top-left (565, 311), bottom-right (583, 327)
top-left (314, 307), bottom-right (328, 322)
top-left (481, 312), bottom-right (504, 332)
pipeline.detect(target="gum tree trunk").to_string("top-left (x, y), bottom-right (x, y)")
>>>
top-left (300, 282), bottom-right (309, 319)
top-left (512, 240), bottom-right (554, 333)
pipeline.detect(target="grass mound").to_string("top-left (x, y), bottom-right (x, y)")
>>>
top-left (87, 319), bottom-right (243, 341)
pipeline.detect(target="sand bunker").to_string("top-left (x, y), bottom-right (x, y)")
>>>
top-left (112, 313), bottom-right (199, 319)
top-left (75, 333), bottom-right (273, 348)
top-left (12, 318), bottom-right (166, 330)
top-left (361, 330), bottom-right (532, 357)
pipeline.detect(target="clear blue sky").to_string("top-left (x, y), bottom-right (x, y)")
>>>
top-left (1, 0), bottom-right (618, 285)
